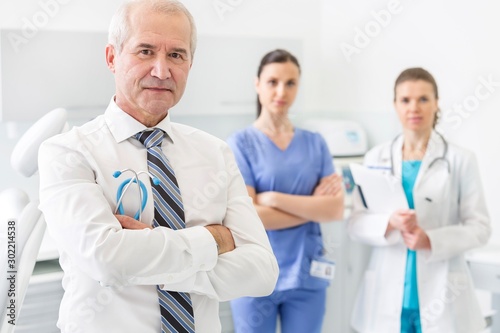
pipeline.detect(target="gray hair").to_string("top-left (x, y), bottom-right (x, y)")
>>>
top-left (108, 0), bottom-right (197, 59)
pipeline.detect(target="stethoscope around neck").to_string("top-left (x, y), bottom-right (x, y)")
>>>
top-left (389, 132), bottom-right (451, 176)
top-left (113, 168), bottom-right (161, 222)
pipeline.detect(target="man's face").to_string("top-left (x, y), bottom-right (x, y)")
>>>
top-left (106, 7), bottom-right (192, 126)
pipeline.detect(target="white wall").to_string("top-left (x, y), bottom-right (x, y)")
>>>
top-left (319, 0), bottom-right (500, 244)
top-left (0, 0), bottom-right (322, 113)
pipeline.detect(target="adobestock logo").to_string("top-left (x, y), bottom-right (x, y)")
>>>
top-left (212, 0), bottom-right (244, 21)
top-left (189, 161), bottom-right (241, 215)
top-left (419, 277), bottom-right (468, 328)
top-left (440, 74), bottom-right (500, 130)
top-left (340, 0), bottom-right (403, 63)
top-left (7, 0), bottom-right (74, 53)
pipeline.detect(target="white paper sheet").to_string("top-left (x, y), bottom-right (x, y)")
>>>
top-left (349, 163), bottom-right (408, 213)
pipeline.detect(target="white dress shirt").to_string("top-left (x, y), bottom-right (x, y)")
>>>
top-left (38, 99), bottom-right (279, 333)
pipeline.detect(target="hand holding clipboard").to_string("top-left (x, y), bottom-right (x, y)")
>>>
top-left (349, 163), bottom-right (408, 213)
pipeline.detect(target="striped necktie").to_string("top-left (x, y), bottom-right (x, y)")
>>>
top-left (135, 129), bottom-right (195, 333)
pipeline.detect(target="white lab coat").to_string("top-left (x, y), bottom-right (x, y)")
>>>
top-left (348, 131), bottom-right (491, 333)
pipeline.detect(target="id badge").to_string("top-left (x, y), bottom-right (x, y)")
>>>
top-left (310, 259), bottom-right (335, 281)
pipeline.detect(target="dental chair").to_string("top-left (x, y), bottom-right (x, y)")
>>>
top-left (0, 108), bottom-right (68, 333)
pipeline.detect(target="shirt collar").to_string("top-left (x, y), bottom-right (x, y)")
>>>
top-left (104, 97), bottom-right (174, 144)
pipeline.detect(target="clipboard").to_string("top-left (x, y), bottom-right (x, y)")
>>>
top-left (349, 163), bottom-right (408, 212)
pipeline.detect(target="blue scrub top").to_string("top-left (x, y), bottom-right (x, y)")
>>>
top-left (227, 126), bottom-right (334, 291)
top-left (401, 160), bottom-right (422, 310)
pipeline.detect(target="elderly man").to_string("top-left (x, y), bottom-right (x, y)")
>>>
top-left (38, 1), bottom-right (278, 332)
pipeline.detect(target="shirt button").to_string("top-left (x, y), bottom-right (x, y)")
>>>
top-left (200, 264), bottom-right (206, 270)
top-left (167, 275), bottom-right (173, 282)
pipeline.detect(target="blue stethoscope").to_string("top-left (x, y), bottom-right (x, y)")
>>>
top-left (113, 169), bottom-right (160, 222)
top-left (390, 132), bottom-right (450, 176)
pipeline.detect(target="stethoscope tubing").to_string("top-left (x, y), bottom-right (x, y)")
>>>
top-left (115, 177), bottom-right (148, 220)
top-left (390, 132), bottom-right (450, 175)
top-left (113, 169), bottom-right (159, 222)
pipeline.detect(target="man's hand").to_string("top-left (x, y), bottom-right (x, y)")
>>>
top-left (402, 226), bottom-right (431, 250)
top-left (115, 215), bottom-right (152, 230)
top-left (205, 224), bottom-right (235, 255)
top-left (313, 173), bottom-right (343, 196)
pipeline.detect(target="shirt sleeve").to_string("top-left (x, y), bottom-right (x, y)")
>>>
top-left (38, 136), bottom-right (218, 288)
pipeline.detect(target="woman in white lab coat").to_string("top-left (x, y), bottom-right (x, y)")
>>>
top-left (348, 68), bottom-right (491, 333)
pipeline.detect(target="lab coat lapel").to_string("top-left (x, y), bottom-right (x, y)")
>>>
top-left (414, 131), bottom-right (445, 189)
top-left (390, 134), bottom-right (404, 180)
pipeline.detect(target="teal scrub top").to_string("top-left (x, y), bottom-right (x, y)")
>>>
top-left (401, 160), bottom-right (422, 310)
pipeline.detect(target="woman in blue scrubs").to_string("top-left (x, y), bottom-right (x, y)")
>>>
top-left (227, 49), bottom-right (345, 333)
